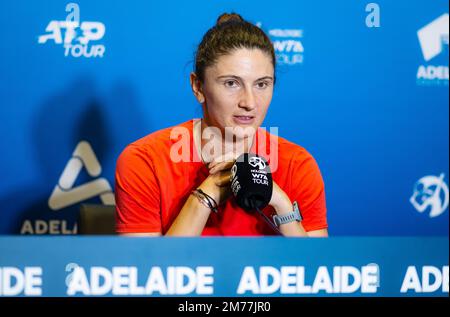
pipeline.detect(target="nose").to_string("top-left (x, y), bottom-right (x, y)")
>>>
top-left (238, 87), bottom-right (256, 111)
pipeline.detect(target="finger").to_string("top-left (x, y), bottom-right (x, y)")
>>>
top-left (210, 162), bottom-right (235, 175)
top-left (209, 151), bottom-right (237, 168)
top-left (215, 171), bottom-right (232, 186)
top-left (209, 160), bottom-right (235, 174)
top-left (209, 162), bottom-right (225, 174)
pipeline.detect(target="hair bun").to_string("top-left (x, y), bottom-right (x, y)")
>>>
top-left (216, 13), bottom-right (244, 25)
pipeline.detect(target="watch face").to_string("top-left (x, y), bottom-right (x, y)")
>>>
top-left (293, 201), bottom-right (302, 221)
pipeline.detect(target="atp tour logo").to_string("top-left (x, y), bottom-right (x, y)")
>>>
top-left (48, 141), bottom-right (115, 210)
top-left (410, 173), bottom-right (449, 218)
top-left (249, 156), bottom-right (266, 170)
top-left (416, 13), bottom-right (449, 86)
top-left (257, 22), bottom-right (304, 66)
top-left (38, 4), bottom-right (106, 58)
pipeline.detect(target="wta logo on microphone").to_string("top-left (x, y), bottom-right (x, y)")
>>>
top-left (230, 156), bottom-right (269, 197)
top-left (230, 154), bottom-right (273, 211)
top-left (249, 156), bottom-right (269, 186)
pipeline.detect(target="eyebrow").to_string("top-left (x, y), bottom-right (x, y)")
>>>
top-left (216, 75), bottom-right (274, 82)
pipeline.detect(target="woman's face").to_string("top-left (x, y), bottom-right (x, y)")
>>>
top-left (197, 48), bottom-right (274, 140)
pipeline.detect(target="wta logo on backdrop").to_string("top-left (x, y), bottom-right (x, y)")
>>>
top-left (416, 13), bottom-right (449, 85)
top-left (37, 3), bottom-right (106, 58)
top-left (257, 22), bottom-right (304, 66)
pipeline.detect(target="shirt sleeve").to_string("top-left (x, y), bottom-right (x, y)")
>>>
top-left (289, 150), bottom-right (328, 232)
top-left (115, 144), bottom-right (162, 233)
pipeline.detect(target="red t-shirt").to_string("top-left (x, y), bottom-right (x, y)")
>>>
top-left (115, 119), bottom-right (327, 235)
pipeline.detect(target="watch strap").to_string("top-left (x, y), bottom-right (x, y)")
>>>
top-left (272, 201), bottom-right (302, 227)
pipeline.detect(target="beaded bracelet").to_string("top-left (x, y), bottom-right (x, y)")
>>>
top-left (191, 188), bottom-right (219, 213)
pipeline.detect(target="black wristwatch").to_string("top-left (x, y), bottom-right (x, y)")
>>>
top-left (272, 201), bottom-right (302, 227)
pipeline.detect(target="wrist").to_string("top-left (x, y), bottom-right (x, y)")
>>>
top-left (270, 194), bottom-right (292, 215)
top-left (191, 188), bottom-right (219, 213)
top-left (197, 186), bottom-right (219, 204)
top-left (274, 202), bottom-right (293, 216)
top-left (272, 201), bottom-right (303, 228)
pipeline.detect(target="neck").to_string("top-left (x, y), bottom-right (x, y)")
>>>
top-left (198, 119), bottom-right (255, 163)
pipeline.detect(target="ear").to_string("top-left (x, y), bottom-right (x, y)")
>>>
top-left (190, 72), bottom-right (205, 104)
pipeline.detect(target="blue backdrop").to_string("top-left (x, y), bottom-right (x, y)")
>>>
top-left (0, 0), bottom-right (448, 235)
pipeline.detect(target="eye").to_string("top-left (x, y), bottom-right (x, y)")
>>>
top-left (256, 81), bottom-right (269, 89)
top-left (224, 80), bottom-right (239, 88)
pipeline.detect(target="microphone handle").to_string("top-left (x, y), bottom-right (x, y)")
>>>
top-left (255, 206), bottom-right (283, 236)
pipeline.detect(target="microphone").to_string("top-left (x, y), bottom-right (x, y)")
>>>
top-left (230, 153), bottom-right (273, 211)
top-left (230, 153), bottom-right (282, 235)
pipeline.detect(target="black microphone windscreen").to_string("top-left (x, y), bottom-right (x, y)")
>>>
top-left (231, 153), bottom-right (273, 211)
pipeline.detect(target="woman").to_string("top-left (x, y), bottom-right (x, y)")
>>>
top-left (115, 13), bottom-right (328, 237)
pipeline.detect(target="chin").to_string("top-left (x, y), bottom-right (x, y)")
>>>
top-left (233, 126), bottom-right (257, 141)
top-left (220, 120), bottom-right (258, 140)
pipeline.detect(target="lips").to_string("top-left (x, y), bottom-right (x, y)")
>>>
top-left (233, 115), bottom-right (255, 124)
